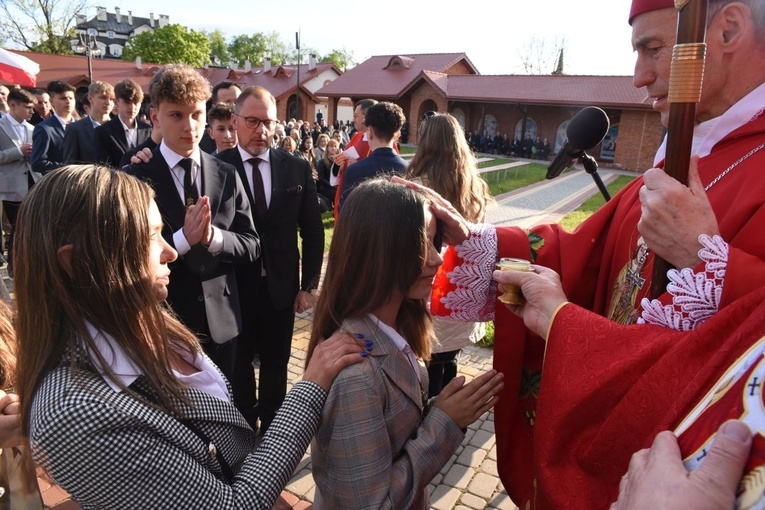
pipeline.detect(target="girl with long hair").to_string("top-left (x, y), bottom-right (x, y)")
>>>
top-left (306, 178), bottom-right (503, 509)
top-left (315, 138), bottom-right (341, 208)
top-left (16, 165), bottom-right (368, 509)
top-left (406, 112), bottom-right (494, 397)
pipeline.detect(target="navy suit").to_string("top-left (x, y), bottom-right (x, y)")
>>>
top-left (30, 115), bottom-right (67, 174)
top-left (216, 146), bottom-right (324, 433)
top-left (338, 146), bottom-right (407, 212)
top-left (63, 116), bottom-right (99, 164)
top-left (97, 117), bottom-right (151, 168)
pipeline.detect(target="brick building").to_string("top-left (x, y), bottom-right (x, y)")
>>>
top-left (318, 53), bottom-right (664, 172)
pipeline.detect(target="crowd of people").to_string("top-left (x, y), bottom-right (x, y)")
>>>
top-left (466, 130), bottom-right (552, 159)
top-left (0, 0), bottom-right (764, 508)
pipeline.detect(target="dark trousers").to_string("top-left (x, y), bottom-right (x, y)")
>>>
top-left (427, 349), bottom-right (460, 398)
top-left (232, 276), bottom-right (295, 434)
top-left (2, 201), bottom-right (21, 270)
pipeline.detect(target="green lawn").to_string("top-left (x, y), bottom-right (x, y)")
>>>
top-left (558, 175), bottom-right (637, 232)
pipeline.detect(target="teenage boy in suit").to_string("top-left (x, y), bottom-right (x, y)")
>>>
top-left (124, 64), bottom-right (259, 380)
top-left (0, 87), bottom-right (40, 276)
top-left (63, 81), bottom-right (114, 164)
top-left (97, 79), bottom-right (150, 167)
top-left (30, 81), bottom-right (75, 174)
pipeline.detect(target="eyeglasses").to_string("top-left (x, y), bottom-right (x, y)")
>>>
top-left (234, 114), bottom-right (277, 130)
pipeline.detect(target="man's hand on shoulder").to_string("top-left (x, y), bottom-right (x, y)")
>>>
top-left (130, 147), bottom-right (154, 165)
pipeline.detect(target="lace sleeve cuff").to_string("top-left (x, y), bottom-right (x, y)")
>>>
top-left (439, 223), bottom-right (498, 322)
top-left (638, 234), bottom-right (728, 331)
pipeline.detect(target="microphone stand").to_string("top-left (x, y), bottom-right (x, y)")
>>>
top-left (579, 152), bottom-right (611, 201)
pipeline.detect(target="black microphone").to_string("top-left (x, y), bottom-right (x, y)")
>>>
top-left (546, 107), bottom-right (610, 179)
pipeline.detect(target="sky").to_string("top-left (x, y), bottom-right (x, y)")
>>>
top-left (100, 0), bottom-right (638, 76)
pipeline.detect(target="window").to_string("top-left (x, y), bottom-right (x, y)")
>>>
top-left (87, 28), bottom-right (97, 36)
top-left (107, 30), bottom-right (115, 39)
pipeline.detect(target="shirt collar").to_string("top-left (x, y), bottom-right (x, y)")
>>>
top-left (654, 81), bottom-right (765, 165)
top-left (118, 115), bottom-right (136, 131)
top-left (52, 112), bottom-right (71, 129)
top-left (160, 141), bottom-right (200, 170)
top-left (82, 320), bottom-right (143, 391)
top-left (237, 145), bottom-right (269, 166)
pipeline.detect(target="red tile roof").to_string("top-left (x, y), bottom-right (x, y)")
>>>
top-left (318, 52), bottom-right (651, 109)
top-left (317, 53), bottom-right (477, 98)
top-left (443, 74), bottom-right (651, 109)
top-left (3, 50), bottom-right (340, 100)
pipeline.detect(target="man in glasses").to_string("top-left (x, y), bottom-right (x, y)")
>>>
top-left (218, 86), bottom-right (324, 436)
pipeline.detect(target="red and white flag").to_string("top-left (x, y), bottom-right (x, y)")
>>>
top-left (0, 48), bottom-right (39, 87)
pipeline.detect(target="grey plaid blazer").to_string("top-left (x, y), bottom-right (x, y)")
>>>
top-left (29, 350), bottom-right (326, 509)
top-left (311, 316), bottom-right (465, 510)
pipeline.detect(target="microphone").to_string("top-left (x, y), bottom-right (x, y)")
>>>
top-left (546, 107), bottom-right (610, 179)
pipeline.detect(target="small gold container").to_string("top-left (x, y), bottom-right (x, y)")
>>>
top-left (496, 258), bottom-right (532, 305)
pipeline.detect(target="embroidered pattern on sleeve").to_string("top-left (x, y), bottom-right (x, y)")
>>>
top-left (638, 234), bottom-right (728, 331)
top-left (440, 223), bottom-right (498, 321)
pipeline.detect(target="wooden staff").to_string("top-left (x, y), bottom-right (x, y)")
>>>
top-left (649, 0), bottom-right (709, 299)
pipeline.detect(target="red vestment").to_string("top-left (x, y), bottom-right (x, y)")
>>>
top-left (332, 132), bottom-right (370, 219)
top-left (536, 287), bottom-right (765, 508)
top-left (488, 113), bottom-right (765, 508)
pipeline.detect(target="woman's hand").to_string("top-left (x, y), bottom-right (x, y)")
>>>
top-left (0, 390), bottom-right (22, 448)
top-left (494, 265), bottom-right (568, 339)
top-left (303, 332), bottom-right (370, 392)
top-left (433, 369), bottom-right (504, 429)
top-left (391, 176), bottom-right (470, 246)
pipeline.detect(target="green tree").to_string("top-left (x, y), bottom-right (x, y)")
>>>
top-left (321, 47), bottom-right (356, 72)
top-left (206, 29), bottom-right (229, 66)
top-left (0, 0), bottom-right (86, 54)
top-left (228, 33), bottom-right (267, 67)
top-left (264, 31), bottom-right (288, 66)
top-left (122, 24), bottom-right (210, 66)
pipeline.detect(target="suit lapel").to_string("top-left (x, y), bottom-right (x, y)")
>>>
top-left (200, 152), bottom-right (225, 218)
top-left (147, 151), bottom-right (187, 230)
top-left (345, 316), bottom-right (426, 409)
top-left (229, 150), bottom-right (256, 209)
top-left (112, 120), bottom-right (129, 152)
top-left (0, 117), bottom-right (19, 145)
top-left (267, 148), bottom-right (285, 216)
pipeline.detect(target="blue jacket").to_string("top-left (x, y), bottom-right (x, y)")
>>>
top-left (338, 147), bottom-right (407, 212)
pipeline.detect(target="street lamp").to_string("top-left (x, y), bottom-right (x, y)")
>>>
top-left (72, 34), bottom-right (101, 83)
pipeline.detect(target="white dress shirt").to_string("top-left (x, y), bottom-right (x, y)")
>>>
top-left (237, 145), bottom-right (272, 208)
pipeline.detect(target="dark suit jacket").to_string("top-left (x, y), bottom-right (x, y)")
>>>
top-left (119, 137), bottom-right (157, 168)
top-left (63, 116), bottom-right (99, 164)
top-left (124, 149), bottom-right (259, 343)
top-left (216, 147), bottom-right (324, 310)
top-left (338, 147), bottom-right (407, 212)
top-left (30, 115), bottom-right (66, 174)
top-left (97, 117), bottom-right (151, 168)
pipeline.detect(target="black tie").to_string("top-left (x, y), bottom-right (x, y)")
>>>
top-left (246, 158), bottom-right (268, 223)
top-left (179, 158), bottom-right (199, 207)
